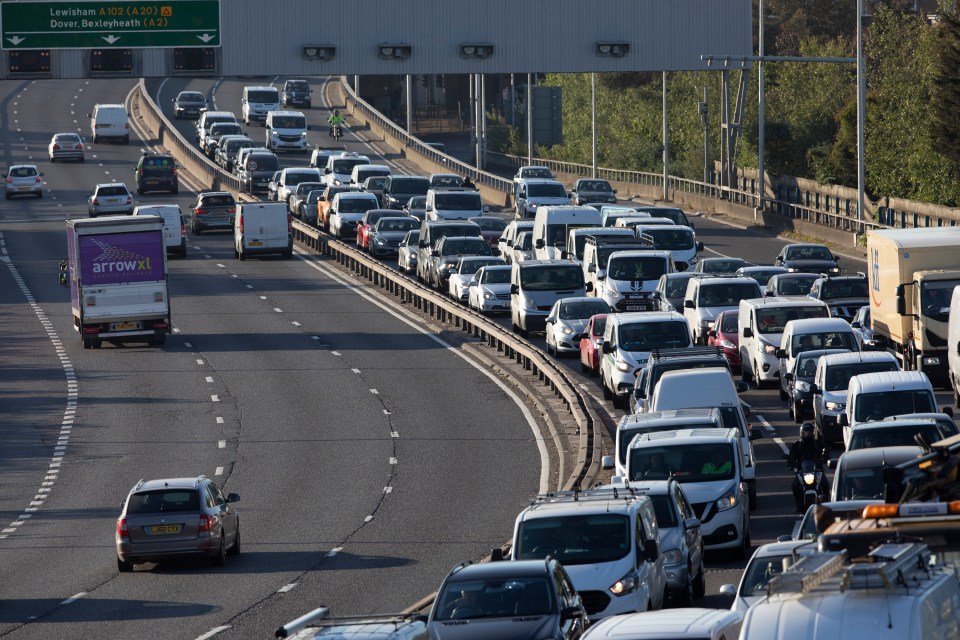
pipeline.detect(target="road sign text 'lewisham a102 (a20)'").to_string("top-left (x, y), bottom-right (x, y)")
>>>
top-left (1, 0), bottom-right (220, 50)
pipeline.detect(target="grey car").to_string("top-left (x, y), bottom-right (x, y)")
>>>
top-left (654, 272), bottom-right (695, 313)
top-left (369, 217), bottom-right (420, 258)
top-left (192, 191), bottom-right (236, 234)
top-left (403, 195), bottom-right (427, 220)
top-left (568, 178), bottom-right (617, 207)
top-left (48, 132), bottom-right (85, 162)
top-left (5, 164), bottom-right (44, 199)
top-left (765, 272), bottom-right (819, 297)
top-left (88, 182), bottom-right (133, 217)
top-left (172, 90), bottom-right (207, 119)
top-left (115, 475), bottom-right (240, 571)
top-left (545, 296), bottom-right (612, 356)
top-left (398, 230), bottom-right (420, 274)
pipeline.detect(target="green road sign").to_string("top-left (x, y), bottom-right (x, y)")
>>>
top-left (1, 0), bottom-right (220, 50)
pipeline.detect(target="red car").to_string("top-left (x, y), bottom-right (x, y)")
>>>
top-left (707, 309), bottom-right (741, 372)
top-left (578, 314), bottom-right (608, 377)
top-left (356, 209), bottom-right (393, 249)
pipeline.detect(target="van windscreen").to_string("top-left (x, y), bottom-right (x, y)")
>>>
top-left (271, 115), bottom-right (306, 129)
top-left (628, 443), bottom-right (735, 483)
top-left (755, 306), bottom-right (827, 334)
top-left (607, 255), bottom-right (669, 282)
top-left (618, 321), bottom-right (689, 352)
top-left (824, 362), bottom-right (900, 391)
top-left (247, 155), bottom-right (279, 171)
top-left (854, 391), bottom-right (936, 422)
top-left (790, 331), bottom-right (857, 356)
top-left (434, 193), bottom-right (481, 210)
top-left (248, 90), bottom-right (278, 103)
top-left (519, 266), bottom-right (583, 291)
top-left (514, 514), bottom-right (630, 564)
top-left (332, 158), bottom-right (369, 175)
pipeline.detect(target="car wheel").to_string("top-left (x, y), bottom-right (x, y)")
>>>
top-left (673, 567), bottom-right (694, 607)
top-left (778, 382), bottom-right (789, 400)
top-left (93, 135), bottom-right (99, 143)
top-left (238, 248), bottom-right (246, 261)
top-left (601, 372), bottom-right (613, 400)
top-left (692, 561), bottom-right (706, 598)
top-left (193, 224), bottom-right (202, 235)
top-left (210, 535), bottom-right (227, 566)
top-left (741, 360), bottom-right (753, 383)
top-left (50, 156), bottom-right (55, 163)
top-left (117, 557), bottom-right (134, 573)
top-left (793, 401), bottom-right (803, 424)
top-left (735, 527), bottom-right (751, 561)
top-left (172, 184), bottom-right (179, 195)
top-left (227, 524), bottom-right (241, 556)
top-left (580, 358), bottom-right (589, 374)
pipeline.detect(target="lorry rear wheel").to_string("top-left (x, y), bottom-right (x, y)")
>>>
top-left (83, 338), bottom-right (92, 349)
top-left (92, 340), bottom-right (102, 349)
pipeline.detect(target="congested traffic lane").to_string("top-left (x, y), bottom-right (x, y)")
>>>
top-left (0, 78), bottom-right (544, 639)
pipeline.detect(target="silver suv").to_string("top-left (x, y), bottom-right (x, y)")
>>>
top-left (115, 476), bottom-right (240, 571)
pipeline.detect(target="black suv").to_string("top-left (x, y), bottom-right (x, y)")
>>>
top-left (381, 175), bottom-right (430, 209)
top-left (281, 79), bottom-right (312, 108)
top-left (171, 90), bottom-right (207, 119)
top-left (807, 273), bottom-right (869, 322)
top-left (775, 242), bottom-right (840, 274)
top-left (428, 557), bottom-right (587, 639)
top-left (133, 152), bottom-right (178, 194)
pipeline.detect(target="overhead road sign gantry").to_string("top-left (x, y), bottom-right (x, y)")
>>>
top-left (1, 0), bottom-right (220, 50)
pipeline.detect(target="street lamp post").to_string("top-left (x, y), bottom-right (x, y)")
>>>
top-left (856, 0), bottom-right (866, 226)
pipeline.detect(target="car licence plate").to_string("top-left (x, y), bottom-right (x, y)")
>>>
top-left (18, 186), bottom-right (31, 191)
top-left (625, 304), bottom-right (650, 312)
top-left (248, 240), bottom-right (263, 247)
top-left (148, 524), bottom-right (181, 535)
top-left (111, 321), bottom-right (140, 331)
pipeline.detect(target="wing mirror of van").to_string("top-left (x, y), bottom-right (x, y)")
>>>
top-left (736, 381), bottom-right (749, 394)
top-left (895, 284), bottom-right (906, 316)
top-left (943, 406), bottom-right (954, 418)
top-left (535, 239), bottom-right (544, 249)
top-left (510, 284), bottom-right (519, 295)
top-left (775, 348), bottom-right (787, 359)
top-left (585, 282), bottom-right (594, 293)
top-left (749, 426), bottom-right (764, 441)
top-left (684, 517), bottom-right (701, 530)
top-left (643, 539), bottom-right (659, 563)
top-left (719, 584), bottom-right (737, 597)
top-left (684, 300), bottom-right (695, 309)
top-left (784, 372), bottom-right (794, 383)
top-left (483, 205), bottom-right (490, 213)
top-left (560, 606), bottom-right (583, 622)
top-left (325, 168), bottom-right (332, 174)
top-left (697, 242), bottom-right (705, 253)
top-left (707, 329), bottom-right (717, 338)
top-left (742, 327), bottom-right (754, 338)
top-left (58, 260), bottom-right (68, 286)
top-left (601, 455), bottom-right (614, 470)
top-left (838, 414), bottom-right (849, 427)
top-left (602, 342), bottom-right (614, 354)
top-left (587, 264), bottom-right (597, 273)
top-left (826, 458), bottom-right (837, 469)
top-left (810, 383), bottom-right (821, 395)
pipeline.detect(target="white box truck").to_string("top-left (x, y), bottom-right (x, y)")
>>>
top-left (62, 215), bottom-right (170, 349)
top-left (866, 227), bottom-right (960, 385)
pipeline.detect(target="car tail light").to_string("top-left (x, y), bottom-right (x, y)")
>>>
top-left (195, 208), bottom-right (207, 215)
top-left (238, 215), bottom-right (244, 232)
top-left (76, 144), bottom-right (83, 150)
top-left (227, 207), bottom-right (236, 214)
top-left (180, 219), bottom-right (186, 238)
top-left (125, 197), bottom-right (132, 204)
top-left (151, 320), bottom-right (169, 330)
top-left (82, 324), bottom-right (100, 333)
top-left (116, 518), bottom-right (128, 539)
top-left (53, 144), bottom-right (60, 150)
top-left (92, 198), bottom-right (100, 206)
top-left (124, 123), bottom-right (129, 129)
top-left (36, 176), bottom-right (42, 183)
top-left (173, 167), bottom-right (177, 176)
top-left (199, 514), bottom-right (214, 532)
top-left (5, 178), bottom-right (10, 183)
top-left (94, 124), bottom-right (100, 129)
top-left (287, 213), bottom-right (293, 232)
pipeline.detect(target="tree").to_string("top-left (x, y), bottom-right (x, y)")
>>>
top-left (929, 3), bottom-right (960, 165)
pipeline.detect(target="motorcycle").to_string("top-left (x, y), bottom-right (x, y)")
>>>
top-left (331, 124), bottom-right (343, 141)
top-left (791, 459), bottom-right (827, 512)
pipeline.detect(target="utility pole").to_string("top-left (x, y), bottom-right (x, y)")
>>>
top-left (591, 72), bottom-right (598, 178)
top-left (527, 73), bottom-right (533, 165)
top-left (662, 72), bottom-right (669, 201)
top-left (405, 74), bottom-right (413, 134)
top-left (699, 87), bottom-right (709, 183)
top-left (758, 0), bottom-right (766, 213)
top-left (856, 0), bottom-right (866, 226)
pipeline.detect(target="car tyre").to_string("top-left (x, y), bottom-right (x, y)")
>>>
top-left (778, 383), bottom-right (788, 400)
top-left (117, 557), bottom-right (134, 573)
top-left (749, 482), bottom-right (758, 511)
top-left (601, 373), bottom-right (613, 400)
top-left (673, 567), bottom-right (694, 607)
top-left (792, 401), bottom-right (804, 424)
top-left (238, 248), bottom-right (246, 261)
top-left (692, 561), bottom-right (707, 598)
top-left (211, 536), bottom-right (226, 566)
top-left (735, 528), bottom-right (751, 561)
top-left (227, 525), bottom-right (241, 556)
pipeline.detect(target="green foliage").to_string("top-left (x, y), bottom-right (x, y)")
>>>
top-left (930, 4), bottom-right (960, 166)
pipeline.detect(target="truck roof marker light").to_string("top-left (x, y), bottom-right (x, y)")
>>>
top-left (862, 504), bottom-right (898, 519)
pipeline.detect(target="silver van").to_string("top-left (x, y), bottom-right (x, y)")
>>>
top-left (510, 259), bottom-right (588, 335)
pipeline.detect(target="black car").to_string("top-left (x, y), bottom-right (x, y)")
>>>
top-left (775, 243), bottom-right (840, 275)
top-left (172, 90), bottom-right (207, 119)
top-left (382, 175), bottom-right (431, 209)
top-left (568, 178), bottom-right (617, 207)
top-left (783, 348), bottom-right (844, 424)
top-left (362, 175), bottom-right (389, 207)
top-left (192, 191), bottom-right (236, 235)
top-left (133, 152), bottom-right (178, 194)
top-left (807, 274), bottom-right (869, 323)
top-left (428, 557), bottom-right (587, 640)
top-left (281, 78), bottom-right (312, 108)
top-left (766, 272), bottom-right (820, 297)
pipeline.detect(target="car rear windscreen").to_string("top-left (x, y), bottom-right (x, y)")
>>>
top-left (126, 489), bottom-right (200, 514)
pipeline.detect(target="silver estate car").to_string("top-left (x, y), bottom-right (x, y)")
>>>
top-left (88, 182), bottom-right (134, 217)
top-left (115, 476), bottom-right (240, 571)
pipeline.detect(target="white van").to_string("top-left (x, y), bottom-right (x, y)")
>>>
top-left (234, 202), bottom-right (292, 260)
top-left (738, 542), bottom-right (960, 640)
top-left (600, 311), bottom-right (691, 409)
top-left (948, 285), bottom-right (960, 407)
top-left (324, 152), bottom-right (371, 186)
top-left (649, 368), bottom-right (763, 506)
top-left (582, 235), bottom-right (657, 297)
top-left (350, 164), bottom-right (391, 185)
top-left (510, 259), bottom-right (587, 335)
top-left (811, 351), bottom-right (900, 444)
top-left (132, 205), bottom-right (186, 257)
top-left (511, 487), bottom-right (666, 620)
top-left (635, 224), bottom-right (703, 272)
top-left (264, 110), bottom-right (308, 152)
top-left (563, 226), bottom-right (634, 264)
top-left (839, 370), bottom-right (939, 446)
top-left (776, 317), bottom-right (859, 389)
top-left (88, 104), bottom-right (130, 144)
top-left (241, 85), bottom-right (281, 125)
top-left (532, 205), bottom-right (602, 260)
top-left (620, 428), bottom-right (752, 557)
top-left (738, 297), bottom-right (829, 389)
top-left (582, 608), bottom-right (743, 640)
top-left (425, 188), bottom-right (486, 221)
top-left (498, 220), bottom-right (534, 262)
top-left (598, 249), bottom-right (674, 311)
top-left (684, 276), bottom-right (763, 346)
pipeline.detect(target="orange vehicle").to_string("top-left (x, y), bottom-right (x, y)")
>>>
top-left (317, 184), bottom-right (359, 230)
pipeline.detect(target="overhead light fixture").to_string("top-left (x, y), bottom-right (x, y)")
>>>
top-left (460, 43), bottom-right (494, 59)
top-left (302, 45), bottom-right (336, 61)
top-left (378, 43), bottom-right (412, 60)
top-left (596, 41), bottom-right (630, 58)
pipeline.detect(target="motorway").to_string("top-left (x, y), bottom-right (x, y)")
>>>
top-left (2, 75), bottom-right (953, 639)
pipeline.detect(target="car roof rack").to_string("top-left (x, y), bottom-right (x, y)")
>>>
top-left (650, 346), bottom-right (725, 361)
top-left (530, 486), bottom-right (643, 506)
top-left (275, 607), bottom-right (427, 639)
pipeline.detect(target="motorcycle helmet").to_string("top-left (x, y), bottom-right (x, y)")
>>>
top-left (334, 110), bottom-right (340, 116)
top-left (800, 422), bottom-right (815, 440)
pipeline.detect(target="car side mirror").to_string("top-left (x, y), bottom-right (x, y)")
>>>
top-left (602, 342), bottom-right (614, 354)
top-left (431, 250), bottom-right (439, 257)
top-left (643, 539), bottom-right (659, 563)
top-left (776, 534), bottom-right (793, 543)
top-left (826, 459), bottom-right (837, 469)
top-left (775, 348), bottom-right (787, 359)
top-left (546, 317), bottom-right (555, 325)
top-left (697, 242), bottom-right (704, 252)
top-left (468, 279), bottom-right (478, 287)
top-left (851, 321), bottom-right (861, 329)
top-left (707, 329), bottom-right (717, 338)
top-left (719, 584), bottom-right (737, 597)
top-left (736, 381), bottom-right (749, 394)
top-left (838, 414), bottom-right (849, 427)
top-left (510, 284), bottom-right (519, 295)
top-left (784, 372), bottom-right (794, 382)
top-left (560, 606), bottom-right (582, 621)
top-left (943, 406), bottom-right (955, 418)
top-left (742, 327), bottom-right (754, 338)
top-left (226, 493), bottom-right (240, 503)
top-left (684, 517), bottom-right (701, 530)
top-left (325, 168), bottom-right (331, 174)
top-left (810, 383), bottom-right (821, 395)
top-left (601, 455), bottom-right (614, 470)
top-left (585, 282), bottom-right (594, 293)
top-left (535, 239), bottom-right (544, 249)
top-left (483, 205), bottom-right (490, 212)
top-left (587, 264), bottom-right (597, 273)
top-left (58, 260), bottom-right (68, 286)
top-left (750, 427), bottom-right (764, 441)
top-left (684, 300), bottom-right (694, 309)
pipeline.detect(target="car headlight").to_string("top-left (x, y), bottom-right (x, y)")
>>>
top-left (374, 238), bottom-right (386, 246)
top-left (699, 320), bottom-right (712, 329)
top-left (300, 132), bottom-right (307, 138)
top-left (523, 296), bottom-right (537, 310)
top-left (825, 401), bottom-right (845, 411)
top-left (787, 267), bottom-right (799, 273)
top-left (608, 196), bottom-right (617, 202)
top-left (560, 326), bottom-right (574, 335)
top-left (796, 380), bottom-right (811, 393)
top-left (716, 490), bottom-right (738, 512)
top-left (661, 549), bottom-right (684, 565)
top-left (606, 285), bottom-right (619, 298)
top-left (616, 359), bottom-right (632, 372)
top-left (271, 130), bottom-right (279, 137)
top-left (609, 570), bottom-right (640, 596)
top-left (761, 341), bottom-right (778, 355)
top-left (830, 267), bottom-right (840, 273)
top-left (803, 472), bottom-right (817, 485)
top-left (483, 292), bottom-right (495, 300)
top-left (528, 204), bottom-right (538, 211)
top-left (720, 339), bottom-right (736, 349)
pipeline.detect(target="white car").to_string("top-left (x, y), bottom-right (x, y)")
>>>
top-left (544, 296), bottom-right (611, 357)
top-left (87, 182), bottom-right (133, 216)
top-left (398, 230), bottom-right (419, 274)
top-left (467, 265), bottom-right (512, 314)
top-left (4, 164), bottom-right (44, 199)
top-left (447, 256), bottom-right (504, 303)
top-left (48, 133), bottom-right (85, 163)
top-left (719, 540), bottom-right (813, 612)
